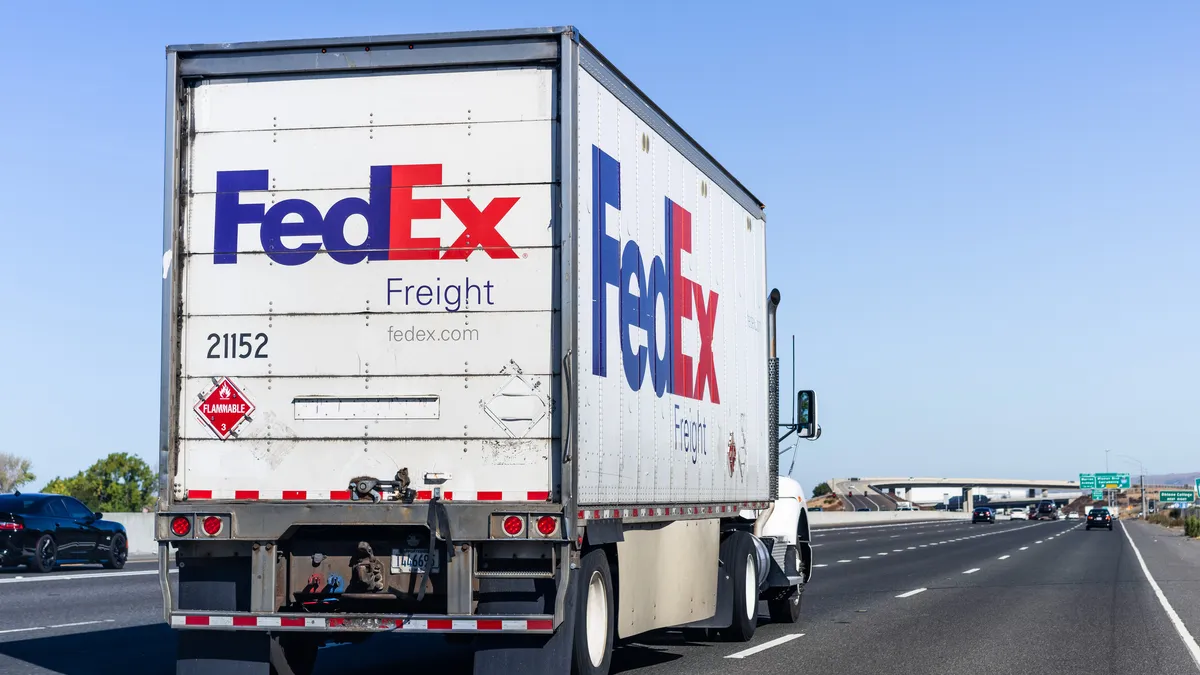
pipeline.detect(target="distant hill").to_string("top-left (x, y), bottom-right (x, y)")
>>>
top-left (1144, 472), bottom-right (1200, 486)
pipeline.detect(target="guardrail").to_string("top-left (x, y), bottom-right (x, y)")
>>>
top-left (809, 510), bottom-right (970, 527)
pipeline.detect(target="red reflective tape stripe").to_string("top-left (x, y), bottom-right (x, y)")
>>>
top-left (188, 490), bottom-right (212, 500)
top-left (330, 491), bottom-right (352, 500)
top-left (184, 616), bottom-right (210, 626)
top-left (281, 617), bottom-right (306, 627)
top-left (282, 491), bottom-right (306, 500)
top-left (477, 492), bottom-right (503, 501)
top-left (577, 510), bottom-right (585, 519)
top-left (328, 618), bottom-right (346, 627)
top-left (234, 490), bottom-right (259, 500)
top-left (477, 620), bottom-right (503, 631)
top-left (428, 619), bottom-right (452, 630)
top-left (527, 619), bottom-right (554, 630)
top-left (394, 619), bottom-right (407, 628)
top-left (416, 491), bottom-right (433, 500)
top-left (444, 492), bottom-right (453, 500)
top-left (527, 491), bottom-right (550, 501)
top-left (232, 616), bottom-right (257, 627)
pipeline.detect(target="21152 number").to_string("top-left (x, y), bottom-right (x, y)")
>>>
top-left (207, 333), bottom-right (269, 359)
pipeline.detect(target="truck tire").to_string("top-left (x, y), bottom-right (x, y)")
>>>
top-left (269, 634), bottom-right (318, 675)
top-left (767, 585), bottom-right (802, 624)
top-left (720, 532), bottom-right (758, 642)
top-left (572, 549), bottom-right (614, 675)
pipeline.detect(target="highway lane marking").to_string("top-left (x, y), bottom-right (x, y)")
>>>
top-left (1020, 546), bottom-right (1029, 550)
top-left (963, 568), bottom-right (980, 574)
top-left (725, 633), bottom-right (805, 659)
top-left (858, 556), bottom-right (871, 560)
top-left (1035, 540), bottom-right (1043, 544)
top-left (998, 555), bottom-right (1010, 560)
top-left (1120, 521), bottom-right (1200, 670)
top-left (0, 569), bottom-right (174, 585)
top-left (0, 619), bottom-right (114, 635)
top-left (813, 564), bottom-right (828, 568)
top-left (895, 588), bottom-right (927, 598)
top-left (921, 544), bottom-right (929, 547)
top-left (877, 552), bottom-right (888, 556)
top-left (838, 560), bottom-right (852, 563)
top-left (855, 539), bottom-right (867, 542)
top-left (890, 535), bottom-right (901, 538)
top-left (893, 549), bottom-right (903, 552)
top-left (907, 546), bottom-right (916, 550)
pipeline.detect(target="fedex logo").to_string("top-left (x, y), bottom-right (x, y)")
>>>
top-left (591, 146), bottom-right (720, 404)
top-left (213, 164), bottom-right (519, 266)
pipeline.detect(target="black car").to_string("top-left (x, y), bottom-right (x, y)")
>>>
top-left (972, 506), bottom-right (995, 523)
top-left (0, 492), bottom-right (128, 572)
top-left (1085, 508), bottom-right (1113, 531)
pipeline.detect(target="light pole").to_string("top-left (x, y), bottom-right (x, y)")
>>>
top-left (1120, 455), bottom-right (1147, 519)
top-left (1105, 449), bottom-right (1111, 472)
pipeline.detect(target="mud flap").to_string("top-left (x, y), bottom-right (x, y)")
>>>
top-left (471, 570), bottom-right (578, 675)
top-left (177, 631), bottom-right (270, 675)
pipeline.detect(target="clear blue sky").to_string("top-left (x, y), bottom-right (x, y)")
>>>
top-left (1, 2), bottom-right (1197, 490)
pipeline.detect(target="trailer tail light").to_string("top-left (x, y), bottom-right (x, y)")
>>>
top-left (502, 516), bottom-right (524, 537)
top-left (171, 516), bottom-right (191, 537)
top-left (535, 515), bottom-right (559, 537)
top-left (201, 516), bottom-right (223, 537)
top-left (0, 522), bottom-right (22, 531)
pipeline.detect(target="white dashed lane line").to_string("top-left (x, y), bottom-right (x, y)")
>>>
top-left (998, 555), bottom-right (1010, 560)
top-left (963, 568), bottom-right (980, 574)
top-left (895, 588), bottom-right (927, 598)
top-left (0, 619), bottom-right (115, 635)
top-left (725, 633), bottom-right (805, 659)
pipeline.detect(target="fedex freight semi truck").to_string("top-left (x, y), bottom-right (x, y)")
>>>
top-left (157, 26), bottom-right (821, 675)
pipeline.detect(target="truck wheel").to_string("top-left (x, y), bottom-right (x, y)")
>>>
top-left (269, 634), bottom-right (318, 675)
top-left (572, 549), bottom-right (614, 675)
top-left (767, 585), bottom-right (802, 624)
top-left (720, 533), bottom-right (758, 642)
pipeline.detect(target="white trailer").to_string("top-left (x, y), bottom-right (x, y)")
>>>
top-left (157, 26), bottom-right (820, 675)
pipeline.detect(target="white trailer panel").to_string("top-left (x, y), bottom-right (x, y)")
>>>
top-left (191, 67), bottom-right (553, 132)
top-left (573, 68), bottom-right (769, 506)
top-left (181, 312), bottom-right (553, 377)
top-left (174, 66), bottom-right (557, 502)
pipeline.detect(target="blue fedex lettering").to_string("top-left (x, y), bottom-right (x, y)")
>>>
top-left (674, 404), bottom-right (708, 464)
top-left (590, 146), bottom-right (720, 403)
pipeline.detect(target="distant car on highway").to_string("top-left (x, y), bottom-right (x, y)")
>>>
top-left (1085, 508), bottom-right (1113, 531)
top-left (1066, 511), bottom-right (1080, 520)
top-left (1033, 500), bottom-right (1059, 521)
top-left (1008, 509), bottom-right (1027, 520)
top-left (856, 507), bottom-right (870, 512)
top-left (0, 492), bottom-right (128, 572)
top-left (972, 506), bottom-right (995, 524)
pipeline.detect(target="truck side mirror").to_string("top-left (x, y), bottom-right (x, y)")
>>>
top-left (797, 390), bottom-right (818, 438)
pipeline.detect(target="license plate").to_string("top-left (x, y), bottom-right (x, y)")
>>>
top-left (391, 549), bottom-right (440, 574)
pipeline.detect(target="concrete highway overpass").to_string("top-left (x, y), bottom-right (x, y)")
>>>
top-left (830, 477), bottom-right (1084, 511)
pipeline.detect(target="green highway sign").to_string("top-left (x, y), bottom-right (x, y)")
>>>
top-left (1092, 489), bottom-right (1104, 500)
top-left (1080, 474), bottom-right (1097, 489)
top-left (1159, 490), bottom-right (1195, 503)
top-left (1093, 472), bottom-right (1131, 489)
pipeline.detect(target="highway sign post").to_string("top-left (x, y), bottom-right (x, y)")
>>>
top-left (1080, 474), bottom-right (1096, 489)
top-left (1159, 490), bottom-right (1195, 504)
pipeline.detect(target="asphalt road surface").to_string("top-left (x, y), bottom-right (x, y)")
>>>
top-left (3, 518), bottom-right (1199, 674)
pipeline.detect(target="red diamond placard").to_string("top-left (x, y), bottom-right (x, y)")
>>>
top-left (194, 377), bottom-right (255, 440)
